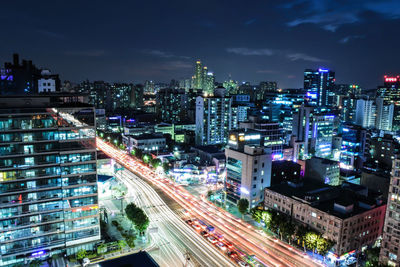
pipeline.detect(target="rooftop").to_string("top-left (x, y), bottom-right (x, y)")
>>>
top-left (267, 180), bottom-right (385, 219)
top-left (130, 133), bottom-right (165, 140)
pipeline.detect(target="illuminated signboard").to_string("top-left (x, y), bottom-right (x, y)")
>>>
top-left (244, 134), bottom-right (261, 141)
top-left (384, 75), bottom-right (400, 83)
top-left (318, 68), bottom-right (329, 72)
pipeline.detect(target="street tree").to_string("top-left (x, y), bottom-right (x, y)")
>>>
top-left (316, 238), bottom-right (334, 256)
top-left (304, 232), bottom-right (319, 253)
top-left (250, 208), bottom-right (263, 223)
top-left (237, 198), bottom-right (249, 219)
top-left (125, 203), bottom-right (139, 223)
top-left (134, 209), bottom-right (150, 235)
top-left (76, 249), bottom-right (87, 260)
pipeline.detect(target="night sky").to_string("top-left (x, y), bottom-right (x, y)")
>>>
top-left (1, 0), bottom-right (400, 88)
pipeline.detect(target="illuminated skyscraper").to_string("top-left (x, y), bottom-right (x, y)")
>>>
top-left (310, 114), bottom-right (335, 158)
top-left (195, 87), bottom-right (232, 145)
top-left (0, 96), bottom-right (99, 266)
top-left (380, 156), bottom-right (400, 266)
top-left (304, 68), bottom-right (335, 106)
top-left (193, 60), bottom-right (203, 90)
top-left (377, 75), bottom-right (400, 130)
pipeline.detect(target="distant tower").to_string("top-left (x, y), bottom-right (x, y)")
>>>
top-left (194, 60), bottom-right (203, 90)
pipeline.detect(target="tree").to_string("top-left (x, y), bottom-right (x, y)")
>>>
top-left (237, 198), bottom-right (249, 219)
top-left (316, 238), bottom-right (334, 256)
top-left (365, 247), bottom-right (387, 267)
top-left (151, 158), bottom-right (161, 168)
top-left (142, 154), bottom-right (150, 164)
top-left (76, 249), bottom-right (87, 260)
top-left (269, 211), bottom-right (285, 234)
top-left (118, 239), bottom-right (128, 250)
top-left (250, 208), bottom-right (263, 223)
top-left (162, 162), bottom-right (170, 173)
top-left (29, 260), bottom-right (42, 267)
top-left (304, 232), bottom-right (319, 253)
top-left (125, 203), bottom-right (139, 223)
top-left (135, 148), bottom-right (143, 160)
top-left (294, 225), bottom-right (308, 249)
top-left (134, 209), bottom-right (150, 235)
top-left (125, 235), bottom-right (136, 248)
top-left (280, 221), bottom-right (295, 243)
top-left (125, 203), bottom-right (150, 235)
top-left (261, 211), bottom-right (272, 227)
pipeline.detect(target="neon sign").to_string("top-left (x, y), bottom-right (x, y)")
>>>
top-left (385, 77), bottom-right (398, 82)
top-left (384, 75), bottom-right (399, 82)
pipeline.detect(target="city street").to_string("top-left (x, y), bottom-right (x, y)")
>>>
top-left (97, 138), bottom-right (326, 267)
top-left (115, 168), bottom-right (236, 267)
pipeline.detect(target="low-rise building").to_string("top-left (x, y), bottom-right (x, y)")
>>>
top-left (264, 181), bottom-right (386, 265)
top-left (123, 133), bottom-right (166, 152)
top-left (305, 157), bottom-right (340, 185)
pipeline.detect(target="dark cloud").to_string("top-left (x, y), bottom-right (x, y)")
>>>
top-left (0, 0), bottom-right (399, 88)
top-left (286, 53), bottom-right (328, 62)
top-left (64, 50), bottom-right (105, 57)
top-left (226, 48), bottom-right (274, 56)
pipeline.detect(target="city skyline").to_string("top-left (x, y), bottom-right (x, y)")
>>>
top-left (1, 1), bottom-right (400, 88)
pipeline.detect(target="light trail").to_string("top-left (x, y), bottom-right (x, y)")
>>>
top-left (116, 167), bottom-right (236, 267)
top-left (97, 138), bottom-right (326, 267)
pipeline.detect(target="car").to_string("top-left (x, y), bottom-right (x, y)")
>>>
top-left (237, 260), bottom-right (250, 267)
top-left (216, 242), bottom-right (226, 251)
top-left (225, 242), bottom-right (234, 249)
top-left (207, 236), bottom-right (217, 244)
top-left (200, 231), bottom-right (209, 237)
top-left (215, 233), bottom-right (224, 241)
top-left (191, 224), bottom-right (201, 230)
top-left (227, 250), bottom-right (239, 259)
top-left (185, 219), bottom-right (193, 225)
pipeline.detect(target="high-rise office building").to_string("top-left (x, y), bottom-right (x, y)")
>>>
top-left (378, 75), bottom-right (400, 130)
top-left (355, 98), bottom-right (394, 131)
top-left (144, 80), bottom-right (155, 94)
top-left (292, 105), bottom-right (313, 158)
top-left (256, 81), bottom-right (278, 101)
top-left (376, 97), bottom-right (394, 131)
top-left (355, 99), bottom-right (376, 128)
top-left (310, 114), bottom-right (335, 158)
top-left (203, 71), bottom-right (215, 95)
top-left (156, 88), bottom-right (189, 123)
top-left (0, 96), bottom-right (99, 266)
top-left (339, 124), bottom-right (368, 172)
top-left (380, 156), bottom-right (400, 266)
top-left (225, 129), bottom-right (272, 208)
top-left (304, 68), bottom-right (335, 106)
top-left (193, 60), bottom-right (203, 90)
top-left (195, 88), bottom-right (232, 145)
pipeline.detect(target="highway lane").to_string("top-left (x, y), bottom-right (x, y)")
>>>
top-left (116, 168), bottom-right (236, 267)
top-left (97, 138), bottom-right (325, 267)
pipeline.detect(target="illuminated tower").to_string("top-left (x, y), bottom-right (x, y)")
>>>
top-left (304, 68), bottom-right (335, 106)
top-left (377, 75), bottom-right (400, 130)
top-left (194, 60), bottom-right (203, 90)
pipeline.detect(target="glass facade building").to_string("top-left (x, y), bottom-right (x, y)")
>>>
top-left (0, 97), bottom-right (99, 266)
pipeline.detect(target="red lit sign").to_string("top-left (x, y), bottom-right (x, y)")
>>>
top-left (384, 75), bottom-right (400, 83)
